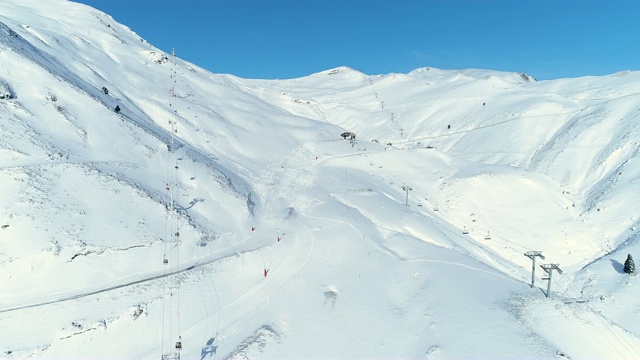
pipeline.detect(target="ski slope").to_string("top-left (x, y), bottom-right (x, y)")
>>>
top-left (1, 1), bottom-right (640, 359)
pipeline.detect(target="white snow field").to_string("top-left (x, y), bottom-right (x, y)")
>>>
top-left (1, 1), bottom-right (640, 359)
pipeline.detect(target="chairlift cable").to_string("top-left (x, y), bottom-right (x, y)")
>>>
top-left (557, 272), bottom-right (640, 358)
top-left (159, 47), bottom-right (183, 360)
top-left (171, 47), bottom-right (183, 358)
top-left (369, 132), bottom-right (637, 357)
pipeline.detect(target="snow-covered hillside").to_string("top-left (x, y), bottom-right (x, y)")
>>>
top-left (1, 1), bottom-right (640, 359)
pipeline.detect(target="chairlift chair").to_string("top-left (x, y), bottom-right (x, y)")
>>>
top-left (484, 231), bottom-right (491, 240)
top-left (417, 200), bottom-right (423, 207)
top-left (462, 226), bottom-right (469, 234)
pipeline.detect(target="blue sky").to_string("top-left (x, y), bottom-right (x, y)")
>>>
top-left (74, 0), bottom-right (638, 80)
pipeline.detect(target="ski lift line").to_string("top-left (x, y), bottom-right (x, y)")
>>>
top-left (171, 47), bottom-right (182, 358)
top-left (403, 202), bottom-right (529, 282)
top-left (138, 222), bottom-right (310, 359)
top-left (556, 272), bottom-right (638, 358)
top-left (160, 47), bottom-right (184, 359)
top-left (162, 145), bottom-right (177, 354)
top-left (353, 178), bottom-right (526, 282)
top-left (304, 210), bottom-right (517, 284)
top-left (385, 175), bottom-right (536, 253)
top-left (175, 230), bottom-right (182, 349)
top-left (561, 293), bottom-right (634, 358)
top-left (411, 200), bottom-right (534, 253)
top-left (342, 160), bottom-right (527, 282)
top-left (588, 306), bottom-right (640, 359)
top-left (345, 150), bottom-right (634, 355)
top-left (160, 90), bottom-right (175, 357)
top-left (373, 157), bottom-right (531, 258)
top-left (347, 132), bottom-right (567, 286)
top-left (160, 263), bottom-right (167, 357)
top-left (162, 135), bottom-right (178, 356)
top-left (555, 273), bottom-right (640, 359)
top-left (560, 299), bottom-right (628, 358)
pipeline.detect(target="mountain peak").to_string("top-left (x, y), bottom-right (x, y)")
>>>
top-left (312, 66), bottom-right (361, 76)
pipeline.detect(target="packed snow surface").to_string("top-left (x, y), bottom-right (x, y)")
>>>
top-left (1, 1), bottom-right (640, 359)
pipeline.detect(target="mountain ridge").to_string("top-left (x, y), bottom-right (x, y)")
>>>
top-left (1, 1), bottom-right (640, 358)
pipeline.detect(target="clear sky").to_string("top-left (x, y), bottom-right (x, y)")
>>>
top-left (73, 0), bottom-right (639, 80)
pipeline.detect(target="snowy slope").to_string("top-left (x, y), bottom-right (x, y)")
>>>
top-left (1, 1), bottom-right (640, 359)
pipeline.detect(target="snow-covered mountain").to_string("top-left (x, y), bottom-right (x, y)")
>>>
top-left (1, 1), bottom-right (640, 359)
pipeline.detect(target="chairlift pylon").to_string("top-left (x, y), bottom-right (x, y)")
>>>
top-left (162, 48), bottom-right (184, 360)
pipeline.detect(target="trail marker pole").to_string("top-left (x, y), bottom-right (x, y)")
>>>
top-left (540, 264), bottom-right (562, 297)
top-left (401, 185), bottom-right (412, 207)
top-left (524, 251), bottom-right (545, 288)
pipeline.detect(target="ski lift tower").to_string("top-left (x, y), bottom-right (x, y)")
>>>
top-left (540, 264), bottom-right (562, 298)
top-left (401, 185), bottom-right (412, 207)
top-left (524, 251), bottom-right (545, 288)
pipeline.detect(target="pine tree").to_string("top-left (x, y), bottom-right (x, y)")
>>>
top-left (114, 105), bottom-right (120, 113)
top-left (623, 254), bottom-right (635, 274)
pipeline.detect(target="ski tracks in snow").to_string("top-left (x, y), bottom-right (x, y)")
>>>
top-left (0, 238), bottom-right (263, 315)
